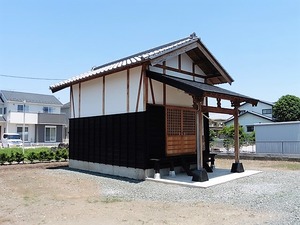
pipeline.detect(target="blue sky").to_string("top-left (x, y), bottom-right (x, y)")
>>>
top-left (1, 0), bottom-right (299, 108)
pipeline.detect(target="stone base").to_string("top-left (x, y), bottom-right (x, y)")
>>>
top-left (231, 162), bottom-right (244, 173)
top-left (191, 168), bottom-right (209, 182)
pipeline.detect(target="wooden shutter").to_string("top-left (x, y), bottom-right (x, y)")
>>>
top-left (166, 106), bottom-right (196, 156)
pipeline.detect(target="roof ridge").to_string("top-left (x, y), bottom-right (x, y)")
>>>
top-left (91, 33), bottom-right (198, 71)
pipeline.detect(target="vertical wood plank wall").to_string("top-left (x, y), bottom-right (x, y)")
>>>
top-left (69, 104), bottom-right (165, 169)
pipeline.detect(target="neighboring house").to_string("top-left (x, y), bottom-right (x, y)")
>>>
top-left (50, 33), bottom-right (258, 180)
top-left (0, 90), bottom-right (67, 145)
top-left (225, 100), bottom-right (274, 133)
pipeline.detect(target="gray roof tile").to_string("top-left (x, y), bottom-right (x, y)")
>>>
top-left (0, 90), bottom-right (62, 105)
top-left (50, 34), bottom-right (198, 92)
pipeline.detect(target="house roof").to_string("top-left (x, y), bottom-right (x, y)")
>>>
top-left (0, 90), bottom-right (62, 105)
top-left (50, 33), bottom-right (234, 93)
top-left (0, 116), bottom-right (5, 122)
top-left (147, 71), bottom-right (258, 105)
top-left (240, 99), bottom-right (274, 107)
top-left (225, 111), bottom-right (274, 124)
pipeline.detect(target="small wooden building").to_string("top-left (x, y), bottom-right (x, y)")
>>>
top-left (50, 33), bottom-right (258, 181)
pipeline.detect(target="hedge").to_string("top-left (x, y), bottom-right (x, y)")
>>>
top-left (0, 147), bottom-right (69, 165)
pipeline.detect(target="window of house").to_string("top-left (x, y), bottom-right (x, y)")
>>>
top-left (4, 107), bottom-right (6, 114)
top-left (17, 126), bottom-right (29, 141)
top-left (45, 126), bottom-right (56, 142)
top-left (0, 108), bottom-right (2, 114)
top-left (246, 125), bottom-right (254, 132)
top-left (17, 105), bottom-right (29, 112)
top-left (43, 106), bottom-right (54, 113)
top-left (262, 109), bottom-right (272, 114)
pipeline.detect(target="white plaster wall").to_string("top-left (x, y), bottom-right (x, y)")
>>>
top-left (129, 66), bottom-right (143, 112)
top-left (105, 70), bottom-right (127, 115)
top-left (80, 78), bottom-right (102, 117)
top-left (148, 80), bottom-right (163, 105)
top-left (181, 53), bottom-right (193, 73)
top-left (166, 85), bottom-right (193, 107)
top-left (71, 84), bottom-right (80, 118)
top-left (166, 56), bottom-right (178, 68)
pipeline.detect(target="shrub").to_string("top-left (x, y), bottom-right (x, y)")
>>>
top-left (46, 151), bottom-right (54, 162)
top-left (0, 153), bottom-right (8, 165)
top-left (38, 151), bottom-right (49, 162)
top-left (54, 150), bottom-right (62, 161)
top-left (60, 148), bottom-right (69, 161)
top-left (15, 152), bottom-right (25, 164)
top-left (7, 153), bottom-right (16, 165)
top-left (27, 152), bottom-right (37, 163)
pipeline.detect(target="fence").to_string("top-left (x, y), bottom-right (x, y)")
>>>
top-left (256, 141), bottom-right (300, 155)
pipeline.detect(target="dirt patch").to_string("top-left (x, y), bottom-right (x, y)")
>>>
top-left (0, 160), bottom-right (297, 225)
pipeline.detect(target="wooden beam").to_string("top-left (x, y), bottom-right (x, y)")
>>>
top-left (150, 42), bottom-right (197, 65)
top-left (136, 66), bottom-right (143, 112)
top-left (102, 75), bottom-right (105, 115)
top-left (163, 62), bottom-right (166, 106)
top-left (143, 65), bottom-right (148, 111)
top-left (153, 64), bottom-right (207, 79)
top-left (78, 82), bottom-right (81, 118)
top-left (202, 105), bottom-right (235, 115)
top-left (196, 42), bottom-right (233, 84)
top-left (127, 69), bottom-right (130, 112)
top-left (149, 78), bottom-right (155, 104)
top-left (70, 86), bottom-right (75, 118)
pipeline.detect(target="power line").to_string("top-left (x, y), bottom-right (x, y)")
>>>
top-left (0, 73), bottom-right (66, 81)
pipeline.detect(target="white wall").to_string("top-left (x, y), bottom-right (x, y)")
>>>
top-left (8, 112), bottom-right (38, 124)
top-left (80, 77), bottom-right (102, 117)
top-left (71, 52), bottom-right (209, 118)
top-left (6, 102), bottom-right (61, 114)
top-left (240, 101), bottom-right (273, 118)
top-left (129, 67), bottom-right (143, 112)
top-left (226, 113), bottom-right (273, 133)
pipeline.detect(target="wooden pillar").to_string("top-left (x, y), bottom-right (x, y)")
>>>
top-left (234, 105), bottom-right (239, 163)
top-left (231, 101), bottom-right (244, 173)
top-left (197, 105), bottom-right (203, 170)
top-left (193, 96), bottom-right (208, 182)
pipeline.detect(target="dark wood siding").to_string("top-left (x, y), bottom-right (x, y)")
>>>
top-left (69, 105), bottom-right (165, 169)
top-left (68, 104), bottom-right (209, 170)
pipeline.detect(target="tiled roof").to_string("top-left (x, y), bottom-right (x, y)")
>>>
top-left (50, 33), bottom-right (233, 93)
top-left (0, 90), bottom-right (62, 105)
top-left (147, 71), bottom-right (258, 105)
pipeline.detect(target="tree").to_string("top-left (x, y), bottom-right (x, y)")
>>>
top-left (219, 125), bottom-right (252, 150)
top-left (273, 95), bottom-right (300, 122)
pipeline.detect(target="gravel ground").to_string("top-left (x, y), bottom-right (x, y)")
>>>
top-left (53, 159), bottom-right (300, 225)
top-left (1, 159), bottom-right (299, 225)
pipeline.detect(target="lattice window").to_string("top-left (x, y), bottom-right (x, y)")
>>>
top-left (183, 110), bottom-right (196, 135)
top-left (165, 106), bottom-right (196, 156)
top-left (167, 108), bottom-right (181, 136)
